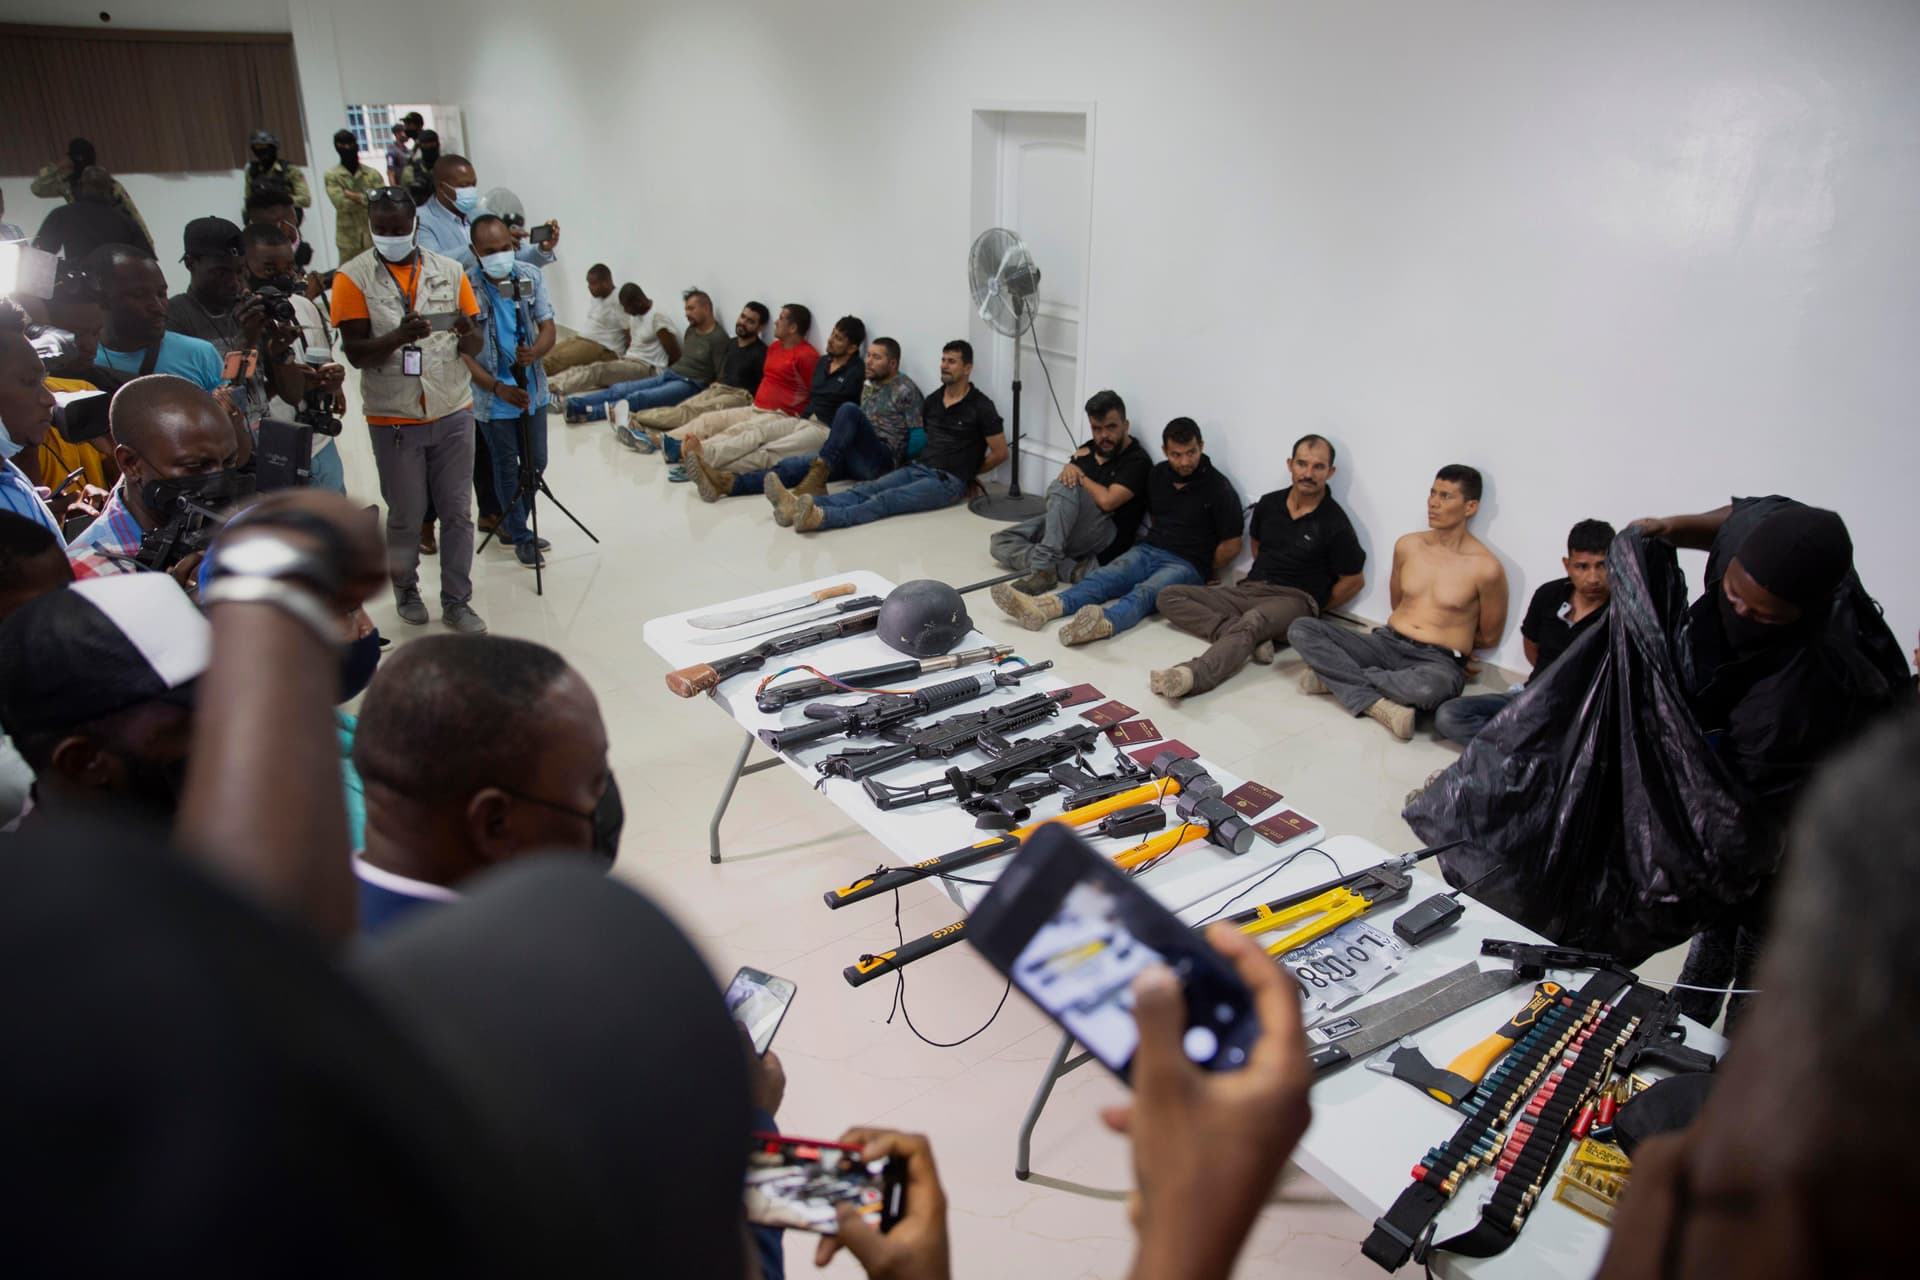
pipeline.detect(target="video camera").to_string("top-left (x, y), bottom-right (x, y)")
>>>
top-left (133, 473), bottom-right (258, 574)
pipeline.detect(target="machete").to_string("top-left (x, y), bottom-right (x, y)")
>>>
top-left (1305, 963), bottom-right (1526, 1074)
top-left (687, 582), bottom-right (858, 630)
top-left (689, 596), bottom-right (883, 645)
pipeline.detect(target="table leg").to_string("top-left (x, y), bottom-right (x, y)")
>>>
top-left (709, 727), bottom-right (783, 864)
top-left (1014, 1030), bottom-right (1096, 1180)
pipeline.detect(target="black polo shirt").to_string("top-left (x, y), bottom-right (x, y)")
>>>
top-left (804, 352), bottom-right (863, 424)
top-left (719, 339), bottom-right (767, 391)
top-left (1075, 435), bottom-right (1153, 553)
top-left (1521, 578), bottom-right (1606, 683)
top-left (918, 385), bottom-right (1004, 482)
top-left (1143, 456), bottom-right (1243, 580)
top-left (1246, 487), bottom-right (1366, 606)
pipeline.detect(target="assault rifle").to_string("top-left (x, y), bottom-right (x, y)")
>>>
top-left (815, 688), bottom-right (1068, 780)
top-left (757, 661), bottom-right (1056, 754)
top-left (860, 722), bottom-right (1102, 811)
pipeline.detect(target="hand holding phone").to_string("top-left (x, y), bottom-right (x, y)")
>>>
top-left (745, 1131), bottom-right (908, 1238)
top-left (810, 1129), bottom-right (948, 1275)
top-left (725, 966), bottom-right (797, 1055)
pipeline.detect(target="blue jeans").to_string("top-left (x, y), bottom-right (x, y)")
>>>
top-left (732, 402), bottom-right (898, 496)
top-left (566, 372), bottom-right (699, 421)
top-left (309, 439), bottom-right (345, 494)
top-left (812, 462), bottom-right (964, 529)
top-left (477, 414), bottom-right (550, 545)
top-left (1434, 691), bottom-right (1516, 744)
top-left (1055, 543), bottom-right (1202, 634)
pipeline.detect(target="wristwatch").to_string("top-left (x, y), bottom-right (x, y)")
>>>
top-left (201, 532), bottom-right (343, 648)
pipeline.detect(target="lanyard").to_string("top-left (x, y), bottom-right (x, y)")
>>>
top-left (380, 249), bottom-right (422, 313)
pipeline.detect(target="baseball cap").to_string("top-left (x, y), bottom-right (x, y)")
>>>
top-left (0, 575), bottom-right (208, 741)
top-left (181, 215), bottom-right (242, 260)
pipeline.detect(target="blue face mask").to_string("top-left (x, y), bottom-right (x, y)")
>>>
top-left (0, 415), bottom-right (21, 461)
top-left (450, 185), bottom-right (482, 216)
top-left (478, 250), bottom-right (516, 280)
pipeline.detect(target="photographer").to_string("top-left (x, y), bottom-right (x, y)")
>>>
top-left (461, 215), bottom-right (557, 567)
top-left (164, 218), bottom-right (308, 449)
top-left (66, 375), bottom-right (245, 587)
top-left (332, 188), bottom-right (488, 635)
top-left (242, 223), bottom-right (348, 494)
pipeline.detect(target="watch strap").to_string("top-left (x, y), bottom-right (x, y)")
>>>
top-left (201, 576), bottom-right (341, 649)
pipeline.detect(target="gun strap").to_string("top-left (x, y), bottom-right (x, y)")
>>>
top-left (1360, 967), bottom-right (1631, 1272)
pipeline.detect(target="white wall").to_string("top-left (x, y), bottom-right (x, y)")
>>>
top-left (9, 0), bottom-right (1918, 668)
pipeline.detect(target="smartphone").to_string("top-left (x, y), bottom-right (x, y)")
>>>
top-left (968, 824), bottom-right (1261, 1081)
top-left (744, 1133), bottom-right (905, 1236)
top-left (422, 311), bottom-right (462, 332)
top-left (725, 966), bottom-right (798, 1055)
top-left (524, 222), bottom-right (555, 244)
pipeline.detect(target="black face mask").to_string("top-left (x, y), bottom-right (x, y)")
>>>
top-left (417, 147), bottom-right (439, 166)
top-left (112, 751), bottom-right (189, 820)
top-left (338, 629), bottom-right (384, 704)
top-left (138, 468), bottom-right (254, 525)
top-left (593, 775), bottom-right (625, 867)
top-left (251, 148), bottom-right (277, 169)
top-left (336, 146), bottom-right (359, 167)
top-left (1716, 587), bottom-right (1801, 657)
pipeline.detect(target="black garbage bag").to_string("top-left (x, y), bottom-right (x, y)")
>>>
top-left (1405, 525), bottom-right (1907, 964)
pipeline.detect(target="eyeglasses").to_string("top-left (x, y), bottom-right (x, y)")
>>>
top-left (368, 186), bottom-right (415, 206)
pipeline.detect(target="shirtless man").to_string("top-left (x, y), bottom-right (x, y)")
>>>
top-left (1286, 465), bottom-right (1508, 740)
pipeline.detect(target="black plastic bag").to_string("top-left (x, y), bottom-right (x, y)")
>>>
top-left (1405, 527), bottom-right (1906, 964)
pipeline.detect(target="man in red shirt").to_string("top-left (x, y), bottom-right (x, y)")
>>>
top-left (657, 304), bottom-right (816, 460)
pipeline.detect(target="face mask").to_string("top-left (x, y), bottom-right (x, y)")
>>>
top-left (451, 186), bottom-right (482, 216)
top-left (111, 749), bottom-right (189, 820)
top-left (373, 231), bottom-right (416, 263)
top-left (592, 774), bottom-right (625, 867)
top-left (338, 628), bottom-right (384, 704)
top-left (1716, 587), bottom-right (1795, 657)
top-left (138, 468), bottom-right (253, 524)
top-left (0, 414), bottom-right (21, 461)
top-left (478, 249), bottom-right (516, 280)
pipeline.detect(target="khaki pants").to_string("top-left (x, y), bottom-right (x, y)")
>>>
top-left (637, 383), bottom-right (752, 432)
top-left (670, 403), bottom-right (761, 445)
top-left (542, 336), bottom-right (619, 376)
top-left (547, 357), bottom-right (656, 397)
top-left (705, 413), bottom-right (826, 472)
top-left (1160, 580), bottom-right (1319, 695)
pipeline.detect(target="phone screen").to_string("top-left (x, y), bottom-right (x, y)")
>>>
top-left (423, 311), bottom-right (461, 332)
top-left (744, 1133), bottom-right (903, 1236)
top-left (968, 824), bottom-right (1261, 1080)
top-left (726, 967), bottom-right (798, 1055)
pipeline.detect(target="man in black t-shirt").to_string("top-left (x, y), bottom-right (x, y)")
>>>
top-left (1432, 519), bottom-right (1614, 744)
top-left (792, 339), bottom-right (1006, 533)
top-left (989, 388), bottom-right (1152, 593)
top-left (993, 418), bottom-right (1242, 646)
top-left (1152, 435), bottom-right (1366, 699)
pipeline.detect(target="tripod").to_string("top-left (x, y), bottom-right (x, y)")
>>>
top-left (475, 283), bottom-right (598, 596)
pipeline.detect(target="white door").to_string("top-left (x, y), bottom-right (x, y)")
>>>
top-left (974, 110), bottom-right (1091, 493)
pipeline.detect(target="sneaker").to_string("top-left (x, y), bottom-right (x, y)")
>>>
top-left (634, 430), bottom-right (662, 455)
top-left (1150, 665), bottom-right (1195, 699)
top-left (991, 583), bottom-right (1064, 631)
top-left (394, 586), bottom-right (429, 626)
top-left (662, 436), bottom-right (682, 463)
top-left (442, 602), bottom-right (488, 635)
top-left (667, 464), bottom-right (691, 483)
top-left (792, 495), bottom-right (824, 533)
top-left (1299, 668), bottom-right (1329, 696)
top-left (515, 540), bottom-right (546, 568)
top-left (1365, 698), bottom-right (1415, 742)
top-left (766, 472), bottom-right (797, 527)
top-left (531, 536), bottom-right (551, 550)
top-left (1058, 604), bottom-right (1114, 647)
top-left (1012, 567), bottom-right (1059, 595)
top-left (1251, 639), bottom-right (1277, 665)
top-left (614, 424), bottom-right (643, 451)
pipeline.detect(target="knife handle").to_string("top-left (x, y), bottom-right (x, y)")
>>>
top-left (1309, 1042), bottom-right (1351, 1074)
top-left (814, 584), bottom-right (855, 602)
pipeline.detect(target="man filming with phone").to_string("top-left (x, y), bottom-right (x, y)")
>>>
top-left (333, 188), bottom-right (489, 635)
top-left (461, 215), bottom-right (557, 568)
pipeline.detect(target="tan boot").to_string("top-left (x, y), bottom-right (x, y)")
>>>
top-left (1364, 698), bottom-right (1415, 741)
top-left (991, 583), bottom-right (1064, 631)
top-left (689, 451), bottom-right (730, 503)
top-left (766, 473), bottom-right (797, 527)
top-left (1150, 665), bottom-right (1195, 699)
top-left (793, 495), bottom-right (824, 533)
top-left (1059, 604), bottom-right (1114, 646)
top-left (1298, 668), bottom-right (1329, 695)
top-left (1251, 639), bottom-right (1277, 665)
top-left (793, 457), bottom-right (831, 497)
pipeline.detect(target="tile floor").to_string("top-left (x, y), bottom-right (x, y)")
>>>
top-left (338, 415), bottom-right (1523, 1278)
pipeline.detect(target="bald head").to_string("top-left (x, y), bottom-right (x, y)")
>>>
top-left (107, 376), bottom-right (241, 528)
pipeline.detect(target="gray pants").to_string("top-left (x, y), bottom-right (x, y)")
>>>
top-left (1287, 619), bottom-right (1466, 716)
top-left (369, 408), bottom-right (475, 608)
top-left (1434, 691), bottom-right (1516, 744)
top-left (1160, 581), bottom-right (1318, 695)
top-left (988, 480), bottom-right (1116, 576)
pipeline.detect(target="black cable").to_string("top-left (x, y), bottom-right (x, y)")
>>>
top-left (1027, 325), bottom-right (1072, 445)
top-left (1191, 845), bottom-right (1343, 927)
top-left (884, 889), bottom-right (1012, 1049)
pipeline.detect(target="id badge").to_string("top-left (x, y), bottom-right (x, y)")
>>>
top-left (400, 344), bottom-right (424, 377)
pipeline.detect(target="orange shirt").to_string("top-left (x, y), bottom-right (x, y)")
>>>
top-left (331, 263), bottom-right (481, 425)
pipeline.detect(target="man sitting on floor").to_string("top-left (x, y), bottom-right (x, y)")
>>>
top-left (654, 303), bottom-right (816, 465)
top-left (608, 303), bottom-right (768, 438)
top-left (540, 263), bottom-right (627, 376)
top-left (757, 336), bottom-right (922, 512)
top-left (993, 417), bottom-right (1242, 648)
top-left (1288, 464), bottom-right (1507, 740)
top-left (350, 634), bottom-right (617, 934)
top-left (1433, 518), bottom-right (1612, 744)
top-left (989, 389), bottom-right (1150, 594)
top-left (681, 316), bottom-right (867, 501)
top-left (1152, 433), bottom-right (1365, 699)
top-left (787, 339), bottom-right (1005, 534)
top-left (554, 288), bottom-right (727, 407)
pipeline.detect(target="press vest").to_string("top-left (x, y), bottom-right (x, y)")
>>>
top-left (339, 249), bottom-right (473, 423)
